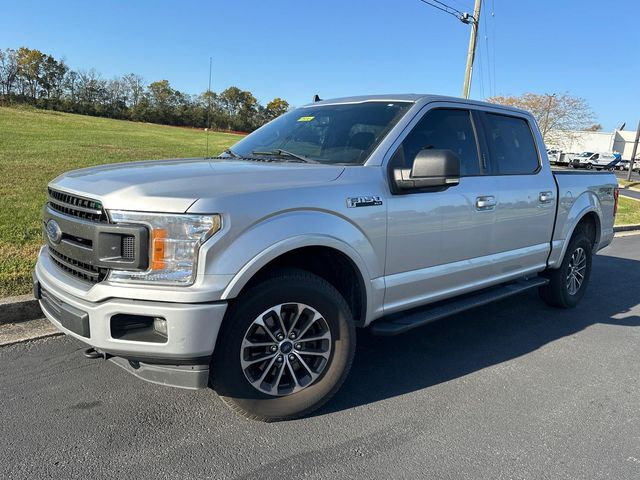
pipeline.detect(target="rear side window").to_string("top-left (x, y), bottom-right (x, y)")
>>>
top-left (484, 113), bottom-right (539, 175)
top-left (394, 109), bottom-right (481, 176)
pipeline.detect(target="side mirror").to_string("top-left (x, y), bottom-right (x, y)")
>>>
top-left (393, 149), bottom-right (460, 190)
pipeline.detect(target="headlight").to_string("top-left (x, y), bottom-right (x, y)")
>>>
top-left (107, 211), bottom-right (222, 286)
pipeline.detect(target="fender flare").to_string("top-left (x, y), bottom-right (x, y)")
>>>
top-left (548, 190), bottom-right (603, 268)
top-left (203, 211), bottom-right (381, 323)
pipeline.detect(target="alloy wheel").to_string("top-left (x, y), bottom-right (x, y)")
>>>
top-left (240, 303), bottom-right (332, 396)
top-left (566, 247), bottom-right (587, 296)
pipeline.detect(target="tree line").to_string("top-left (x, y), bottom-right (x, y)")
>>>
top-left (0, 47), bottom-right (289, 132)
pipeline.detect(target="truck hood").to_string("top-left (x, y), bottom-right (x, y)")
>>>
top-left (50, 158), bottom-right (345, 213)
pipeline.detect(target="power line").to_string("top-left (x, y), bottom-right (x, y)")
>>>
top-left (481, 4), bottom-right (492, 97)
top-left (476, 40), bottom-right (485, 98)
top-left (490, 0), bottom-right (497, 95)
top-left (431, 0), bottom-right (465, 15)
top-left (418, 0), bottom-right (482, 98)
top-left (418, 0), bottom-right (465, 21)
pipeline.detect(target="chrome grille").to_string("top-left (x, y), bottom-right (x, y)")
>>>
top-left (49, 246), bottom-right (108, 284)
top-left (48, 188), bottom-right (107, 223)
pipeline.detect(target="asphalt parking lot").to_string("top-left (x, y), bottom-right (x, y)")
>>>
top-left (1, 235), bottom-right (640, 480)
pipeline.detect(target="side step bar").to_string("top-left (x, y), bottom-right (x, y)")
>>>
top-left (370, 276), bottom-right (549, 336)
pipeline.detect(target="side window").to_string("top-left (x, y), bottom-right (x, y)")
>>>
top-left (484, 113), bottom-right (539, 175)
top-left (394, 109), bottom-right (481, 176)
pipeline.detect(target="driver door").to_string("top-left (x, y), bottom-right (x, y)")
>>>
top-left (383, 106), bottom-right (498, 314)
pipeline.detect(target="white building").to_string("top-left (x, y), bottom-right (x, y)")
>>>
top-left (549, 129), bottom-right (638, 160)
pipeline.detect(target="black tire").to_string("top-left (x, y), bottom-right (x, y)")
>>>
top-left (586, 163), bottom-right (593, 170)
top-left (211, 269), bottom-right (356, 422)
top-left (539, 228), bottom-right (592, 308)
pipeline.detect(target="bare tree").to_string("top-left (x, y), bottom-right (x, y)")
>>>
top-left (0, 48), bottom-right (19, 96)
top-left (486, 92), bottom-right (595, 145)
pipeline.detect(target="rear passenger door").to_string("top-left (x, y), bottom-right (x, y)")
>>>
top-left (480, 111), bottom-right (556, 277)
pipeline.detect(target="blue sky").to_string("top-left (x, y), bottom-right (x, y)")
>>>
top-left (1, 0), bottom-right (638, 130)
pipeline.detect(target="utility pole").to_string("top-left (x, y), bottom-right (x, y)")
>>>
top-left (462, 0), bottom-right (482, 99)
top-left (627, 120), bottom-right (640, 182)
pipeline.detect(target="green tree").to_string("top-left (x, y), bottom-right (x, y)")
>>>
top-left (264, 97), bottom-right (289, 121)
top-left (16, 47), bottom-right (45, 100)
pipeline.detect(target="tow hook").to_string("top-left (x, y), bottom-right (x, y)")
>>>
top-left (83, 347), bottom-right (106, 360)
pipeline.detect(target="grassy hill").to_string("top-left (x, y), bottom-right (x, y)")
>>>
top-left (0, 106), bottom-right (242, 296)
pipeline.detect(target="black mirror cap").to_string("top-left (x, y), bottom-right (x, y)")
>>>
top-left (392, 149), bottom-right (461, 192)
top-left (411, 149), bottom-right (460, 178)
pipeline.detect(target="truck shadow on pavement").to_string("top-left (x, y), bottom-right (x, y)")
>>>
top-left (315, 251), bottom-right (640, 416)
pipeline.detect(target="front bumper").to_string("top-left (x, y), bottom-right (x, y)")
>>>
top-left (34, 247), bottom-right (228, 390)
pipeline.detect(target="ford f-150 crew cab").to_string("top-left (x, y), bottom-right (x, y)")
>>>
top-left (33, 94), bottom-right (619, 421)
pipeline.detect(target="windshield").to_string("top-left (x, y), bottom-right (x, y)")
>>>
top-left (228, 101), bottom-right (412, 165)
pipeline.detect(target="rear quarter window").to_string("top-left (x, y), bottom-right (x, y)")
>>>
top-left (484, 113), bottom-right (539, 175)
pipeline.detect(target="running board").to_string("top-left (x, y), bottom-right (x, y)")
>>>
top-left (370, 276), bottom-right (549, 336)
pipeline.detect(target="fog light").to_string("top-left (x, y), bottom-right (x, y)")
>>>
top-left (153, 318), bottom-right (168, 337)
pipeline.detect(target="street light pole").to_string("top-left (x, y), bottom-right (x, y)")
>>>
top-left (462, 0), bottom-right (482, 99)
top-left (627, 120), bottom-right (640, 182)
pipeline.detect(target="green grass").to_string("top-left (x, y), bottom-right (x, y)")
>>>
top-left (617, 196), bottom-right (640, 226)
top-left (0, 106), bottom-right (242, 297)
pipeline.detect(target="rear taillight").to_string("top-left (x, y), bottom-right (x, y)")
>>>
top-left (614, 186), bottom-right (619, 217)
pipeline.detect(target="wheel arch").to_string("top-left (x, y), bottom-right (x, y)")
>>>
top-left (548, 190), bottom-right (603, 269)
top-left (230, 245), bottom-right (369, 327)
top-left (215, 211), bottom-right (380, 327)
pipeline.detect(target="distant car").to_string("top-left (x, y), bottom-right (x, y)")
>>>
top-left (616, 160), bottom-right (630, 171)
top-left (618, 159), bottom-right (640, 171)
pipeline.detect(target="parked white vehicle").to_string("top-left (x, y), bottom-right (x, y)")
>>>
top-left (571, 152), bottom-right (618, 170)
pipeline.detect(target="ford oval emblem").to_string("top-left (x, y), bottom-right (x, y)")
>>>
top-left (46, 219), bottom-right (62, 244)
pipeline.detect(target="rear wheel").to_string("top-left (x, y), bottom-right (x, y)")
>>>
top-left (211, 269), bottom-right (356, 421)
top-left (586, 163), bottom-right (593, 170)
top-left (539, 228), bottom-right (592, 308)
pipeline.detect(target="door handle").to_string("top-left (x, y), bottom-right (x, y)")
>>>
top-left (539, 191), bottom-right (554, 203)
top-left (475, 196), bottom-right (496, 210)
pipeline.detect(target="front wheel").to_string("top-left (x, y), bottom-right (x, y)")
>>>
top-left (586, 163), bottom-right (593, 170)
top-left (211, 269), bottom-right (356, 421)
top-left (539, 229), bottom-right (592, 308)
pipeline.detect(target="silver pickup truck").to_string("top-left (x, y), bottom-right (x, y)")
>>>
top-left (34, 94), bottom-right (618, 421)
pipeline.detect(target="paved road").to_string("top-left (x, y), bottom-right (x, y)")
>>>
top-left (2, 236), bottom-right (640, 479)
top-left (620, 187), bottom-right (640, 202)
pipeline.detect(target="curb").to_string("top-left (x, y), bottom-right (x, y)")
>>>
top-left (614, 223), bottom-right (640, 232)
top-left (0, 295), bottom-right (42, 325)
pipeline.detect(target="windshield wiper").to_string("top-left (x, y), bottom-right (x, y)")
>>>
top-left (251, 149), bottom-right (319, 164)
top-left (223, 148), bottom-right (241, 158)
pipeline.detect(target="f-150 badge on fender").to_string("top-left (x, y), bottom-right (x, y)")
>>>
top-left (346, 196), bottom-right (383, 208)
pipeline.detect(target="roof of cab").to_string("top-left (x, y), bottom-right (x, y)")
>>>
top-left (307, 93), bottom-right (530, 116)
